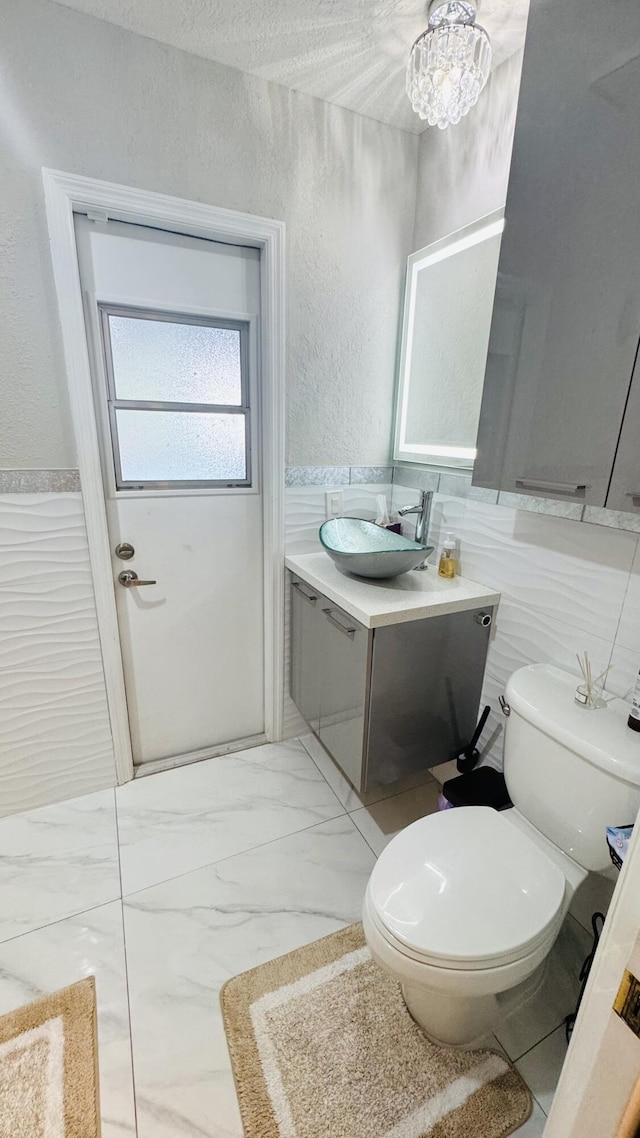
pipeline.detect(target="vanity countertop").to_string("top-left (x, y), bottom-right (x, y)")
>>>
top-left (285, 552), bottom-right (500, 629)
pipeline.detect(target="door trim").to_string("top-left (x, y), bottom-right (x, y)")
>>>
top-left (42, 168), bottom-right (286, 784)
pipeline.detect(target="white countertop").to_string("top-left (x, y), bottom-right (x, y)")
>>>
top-left (285, 552), bottom-right (500, 629)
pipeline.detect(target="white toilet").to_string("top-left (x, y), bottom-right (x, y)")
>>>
top-left (363, 662), bottom-right (640, 1047)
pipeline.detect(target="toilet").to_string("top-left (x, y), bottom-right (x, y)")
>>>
top-left (363, 662), bottom-right (640, 1047)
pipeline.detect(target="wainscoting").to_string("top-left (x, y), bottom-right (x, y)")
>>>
top-left (393, 477), bottom-right (640, 772)
top-left (0, 488), bottom-right (116, 814)
top-left (4, 464), bottom-right (640, 818)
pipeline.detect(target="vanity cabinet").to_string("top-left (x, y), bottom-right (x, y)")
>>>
top-left (290, 574), bottom-right (493, 795)
top-left (474, 0), bottom-right (640, 509)
top-left (290, 578), bottom-right (322, 732)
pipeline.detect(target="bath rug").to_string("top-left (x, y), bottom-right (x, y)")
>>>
top-left (221, 922), bottom-right (531, 1138)
top-left (0, 976), bottom-right (100, 1138)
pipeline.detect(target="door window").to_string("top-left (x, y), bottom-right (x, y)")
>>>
top-left (99, 306), bottom-right (251, 489)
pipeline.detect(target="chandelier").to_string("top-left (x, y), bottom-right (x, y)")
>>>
top-left (407, 0), bottom-right (492, 130)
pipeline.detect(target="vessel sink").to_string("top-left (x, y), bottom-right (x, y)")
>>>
top-left (319, 517), bottom-right (434, 579)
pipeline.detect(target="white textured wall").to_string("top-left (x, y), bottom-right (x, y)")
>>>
top-left (0, 494), bottom-right (116, 814)
top-left (413, 52), bottom-right (523, 250)
top-left (0, 0), bottom-right (417, 468)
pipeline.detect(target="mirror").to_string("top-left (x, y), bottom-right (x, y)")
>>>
top-left (394, 210), bottom-right (504, 468)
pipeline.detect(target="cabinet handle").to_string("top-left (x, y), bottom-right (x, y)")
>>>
top-left (292, 580), bottom-right (318, 605)
top-left (323, 608), bottom-right (356, 639)
top-left (516, 478), bottom-right (588, 496)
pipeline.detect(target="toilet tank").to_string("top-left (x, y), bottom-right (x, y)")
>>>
top-left (504, 663), bottom-right (640, 872)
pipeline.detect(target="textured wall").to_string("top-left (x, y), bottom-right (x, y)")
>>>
top-left (0, 493), bottom-right (116, 814)
top-left (0, 0), bottom-right (418, 469)
top-left (412, 52), bottom-right (523, 250)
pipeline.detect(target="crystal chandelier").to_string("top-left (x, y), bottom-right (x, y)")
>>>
top-left (407, 0), bottom-right (492, 130)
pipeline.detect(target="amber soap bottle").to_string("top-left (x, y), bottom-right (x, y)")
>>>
top-left (438, 533), bottom-right (458, 579)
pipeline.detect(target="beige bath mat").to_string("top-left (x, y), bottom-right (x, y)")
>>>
top-left (0, 976), bottom-right (100, 1138)
top-left (221, 923), bottom-right (531, 1138)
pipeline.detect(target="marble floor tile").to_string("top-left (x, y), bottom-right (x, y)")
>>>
top-left (0, 900), bottom-right (136, 1137)
top-left (494, 915), bottom-right (591, 1061)
top-left (513, 1099), bottom-right (549, 1135)
top-left (349, 779), bottom-right (441, 856)
top-left (299, 733), bottom-right (362, 811)
top-left (516, 1026), bottom-right (568, 1117)
top-left (116, 739), bottom-right (345, 895)
top-left (123, 815), bottom-right (375, 1138)
top-left (300, 733), bottom-right (434, 813)
top-left (0, 788), bottom-right (120, 942)
top-left (569, 871), bottom-right (616, 935)
top-left (429, 759), bottom-right (459, 787)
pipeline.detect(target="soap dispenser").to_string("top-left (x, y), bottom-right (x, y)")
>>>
top-left (438, 533), bottom-right (458, 579)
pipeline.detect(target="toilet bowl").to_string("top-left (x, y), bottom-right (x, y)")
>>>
top-left (363, 805), bottom-right (578, 1046)
top-left (363, 663), bottom-right (640, 1048)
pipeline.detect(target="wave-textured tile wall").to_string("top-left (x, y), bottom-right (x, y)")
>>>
top-left (392, 472), bottom-right (640, 770)
top-left (0, 493), bottom-right (116, 815)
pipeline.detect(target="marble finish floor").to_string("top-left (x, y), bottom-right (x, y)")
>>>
top-left (0, 735), bottom-right (588, 1136)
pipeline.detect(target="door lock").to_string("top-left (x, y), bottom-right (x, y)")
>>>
top-left (115, 542), bottom-right (135, 561)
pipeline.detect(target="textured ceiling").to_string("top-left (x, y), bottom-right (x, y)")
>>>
top-left (51, 0), bottom-right (529, 132)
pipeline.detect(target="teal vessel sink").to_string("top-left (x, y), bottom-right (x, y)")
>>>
top-left (319, 517), bottom-right (433, 579)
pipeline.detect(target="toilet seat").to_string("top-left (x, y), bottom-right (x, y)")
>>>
top-left (368, 806), bottom-right (566, 971)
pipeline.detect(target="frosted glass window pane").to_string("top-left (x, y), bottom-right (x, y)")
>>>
top-left (108, 316), bottom-right (242, 405)
top-left (115, 410), bottom-right (247, 483)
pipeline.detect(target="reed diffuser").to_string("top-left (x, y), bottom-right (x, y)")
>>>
top-left (575, 652), bottom-right (611, 710)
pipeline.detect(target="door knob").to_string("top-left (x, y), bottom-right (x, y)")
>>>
top-left (118, 571), bottom-right (157, 587)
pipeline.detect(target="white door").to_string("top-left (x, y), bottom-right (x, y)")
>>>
top-left (75, 216), bottom-right (264, 767)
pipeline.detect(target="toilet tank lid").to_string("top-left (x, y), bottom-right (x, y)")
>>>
top-left (506, 663), bottom-right (640, 785)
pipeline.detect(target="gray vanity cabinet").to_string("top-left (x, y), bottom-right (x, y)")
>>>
top-left (317, 604), bottom-right (370, 790)
top-left (474, 0), bottom-right (640, 507)
top-left (291, 577), bottom-right (370, 785)
top-left (290, 578), bottom-right (322, 732)
top-left (290, 574), bottom-right (492, 795)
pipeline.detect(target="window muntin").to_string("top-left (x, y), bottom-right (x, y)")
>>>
top-left (99, 306), bottom-right (251, 490)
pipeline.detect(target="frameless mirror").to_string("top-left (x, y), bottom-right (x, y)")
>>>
top-left (394, 210), bottom-right (504, 468)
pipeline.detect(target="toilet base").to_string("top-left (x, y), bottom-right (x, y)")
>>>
top-left (497, 958), bottom-right (547, 1021)
top-left (402, 982), bottom-right (499, 1049)
top-left (363, 884), bottom-right (565, 1050)
top-left (402, 959), bottom-right (549, 1050)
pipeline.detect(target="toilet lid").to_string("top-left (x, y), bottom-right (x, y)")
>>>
top-left (368, 806), bottom-right (566, 968)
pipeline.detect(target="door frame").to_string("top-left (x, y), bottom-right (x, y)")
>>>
top-left (42, 168), bottom-right (286, 783)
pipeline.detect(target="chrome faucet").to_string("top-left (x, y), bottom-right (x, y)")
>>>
top-left (398, 489), bottom-right (433, 570)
